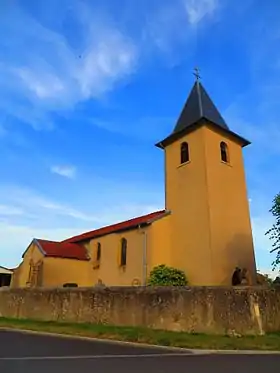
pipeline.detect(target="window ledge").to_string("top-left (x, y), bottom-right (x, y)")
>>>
top-left (92, 261), bottom-right (100, 269)
top-left (221, 160), bottom-right (232, 167)
top-left (177, 161), bottom-right (191, 169)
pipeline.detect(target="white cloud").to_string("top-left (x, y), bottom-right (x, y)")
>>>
top-left (183, 0), bottom-right (219, 25)
top-left (91, 115), bottom-right (173, 140)
top-left (257, 268), bottom-right (279, 280)
top-left (13, 28), bottom-right (137, 105)
top-left (75, 30), bottom-right (137, 99)
top-left (0, 205), bottom-right (24, 216)
top-left (16, 68), bottom-right (65, 100)
top-left (0, 184), bottom-right (99, 224)
top-left (251, 216), bottom-right (273, 253)
top-left (51, 165), bottom-right (76, 179)
top-left (0, 0), bottom-right (222, 131)
top-left (138, 0), bottom-right (221, 63)
top-left (0, 223), bottom-right (86, 268)
top-left (0, 183), bottom-right (163, 267)
top-left (0, 2), bottom-right (138, 129)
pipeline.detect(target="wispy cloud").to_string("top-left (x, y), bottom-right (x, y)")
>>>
top-left (183, 0), bottom-right (219, 25)
top-left (0, 182), bottom-right (162, 267)
top-left (91, 116), bottom-right (173, 140)
top-left (143, 0), bottom-right (220, 56)
top-left (0, 223), bottom-right (87, 268)
top-left (0, 184), bottom-right (99, 225)
top-left (15, 68), bottom-right (65, 101)
top-left (0, 205), bottom-right (24, 216)
top-left (51, 165), bottom-right (76, 179)
top-left (12, 28), bottom-right (137, 104)
top-left (0, 0), bottom-right (222, 133)
top-left (0, 2), bottom-right (138, 130)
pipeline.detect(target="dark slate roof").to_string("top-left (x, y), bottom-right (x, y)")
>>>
top-left (173, 81), bottom-right (229, 133)
top-left (155, 80), bottom-right (250, 149)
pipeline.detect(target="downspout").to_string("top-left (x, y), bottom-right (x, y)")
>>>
top-left (138, 225), bottom-right (148, 286)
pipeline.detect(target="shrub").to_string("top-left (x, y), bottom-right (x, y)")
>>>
top-left (147, 264), bottom-right (188, 286)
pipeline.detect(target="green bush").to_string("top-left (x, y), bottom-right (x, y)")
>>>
top-left (147, 264), bottom-right (188, 286)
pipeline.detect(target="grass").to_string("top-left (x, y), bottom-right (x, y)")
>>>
top-left (0, 317), bottom-right (280, 351)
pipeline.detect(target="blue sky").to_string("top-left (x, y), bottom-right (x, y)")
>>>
top-left (0, 0), bottom-right (279, 276)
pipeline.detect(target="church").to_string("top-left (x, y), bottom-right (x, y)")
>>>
top-left (11, 76), bottom-right (257, 288)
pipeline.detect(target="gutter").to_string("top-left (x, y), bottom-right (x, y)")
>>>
top-left (138, 224), bottom-right (148, 286)
top-left (139, 210), bottom-right (170, 285)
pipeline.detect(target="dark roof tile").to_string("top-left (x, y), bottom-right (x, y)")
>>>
top-left (173, 81), bottom-right (229, 134)
top-left (156, 80), bottom-right (250, 149)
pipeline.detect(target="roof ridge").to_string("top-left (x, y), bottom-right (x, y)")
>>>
top-left (63, 209), bottom-right (167, 243)
top-left (31, 239), bottom-right (89, 261)
top-left (36, 238), bottom-right (59, 244)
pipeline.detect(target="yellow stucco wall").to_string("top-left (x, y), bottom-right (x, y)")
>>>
top-left (165, 126), bottom-right (213, 284)
top-left (148, 214), bottom-right (171, 271)
top-left (203, 125), bottom-right (257, 284)
top-left (164, 123), bottom-right (256, 285)
top-left (13, 120), bottom-right (256, 288)
top-left (41, 257), bottom-right (90, 287)
top-left (10, 263), bottom-right (22, 288)
top-left (11, 243), bottom-right (44, 287)
top-left (11, 242), bottom-right (90, 288)
top-left (13, 219), bottom-right (172, 288)
top-left (83, 215), bottom-right (171, 287)
top-left (86, 227), bottom-right (149, 286)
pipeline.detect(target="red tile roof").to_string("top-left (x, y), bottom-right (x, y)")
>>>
top-left (24, 210), bottom-right (168, 261)
top-left (64, 209), bottom-right (168, 244)
top-left (36, 239), bottom-right (89, 261)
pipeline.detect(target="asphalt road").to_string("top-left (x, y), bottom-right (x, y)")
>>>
top-left (0, 329), bottom-right (279, 373)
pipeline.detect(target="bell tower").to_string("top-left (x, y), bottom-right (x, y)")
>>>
top-left (156, 72), bottom-right (257, 285)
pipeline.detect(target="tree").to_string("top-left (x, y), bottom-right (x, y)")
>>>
top-left (147, 264), bottom-right (188, 286)
top-left (265, 192), bottom-right (280, 270)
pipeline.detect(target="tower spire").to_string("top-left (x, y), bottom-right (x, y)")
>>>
top-left (155, 73), bottom-right (250, 149)
top-left (193, 67), bottom-right (201, 81)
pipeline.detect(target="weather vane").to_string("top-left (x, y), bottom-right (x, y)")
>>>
top-left (193, 67), bottom-right (201, 81)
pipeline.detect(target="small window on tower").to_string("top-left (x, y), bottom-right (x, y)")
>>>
top-left (220, 141), bottom-right (229, 163)
top-left (96, 242), bottom-right (101, 262)
top-left (180, 142), bottom-right (189, 164)
top-left (120, 238), bottom-right (127, 267)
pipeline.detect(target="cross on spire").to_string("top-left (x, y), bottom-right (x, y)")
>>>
top-left (193, 67), bottom-right (201, 81)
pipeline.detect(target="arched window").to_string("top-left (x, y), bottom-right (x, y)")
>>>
top-left (180, 142), bottom-right (189, 164)
top-left (120, 238), bottom-right (127, 267)
top-left (96, 242), bottom-right (101, 261)
top-left (220, 141), bottom-right (229, 163)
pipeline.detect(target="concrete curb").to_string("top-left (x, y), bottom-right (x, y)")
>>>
top-left (1, 327), bottom-right (280, 355)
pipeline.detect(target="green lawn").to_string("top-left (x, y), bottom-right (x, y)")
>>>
top-left (0, 317), bottom-right (280, 351)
